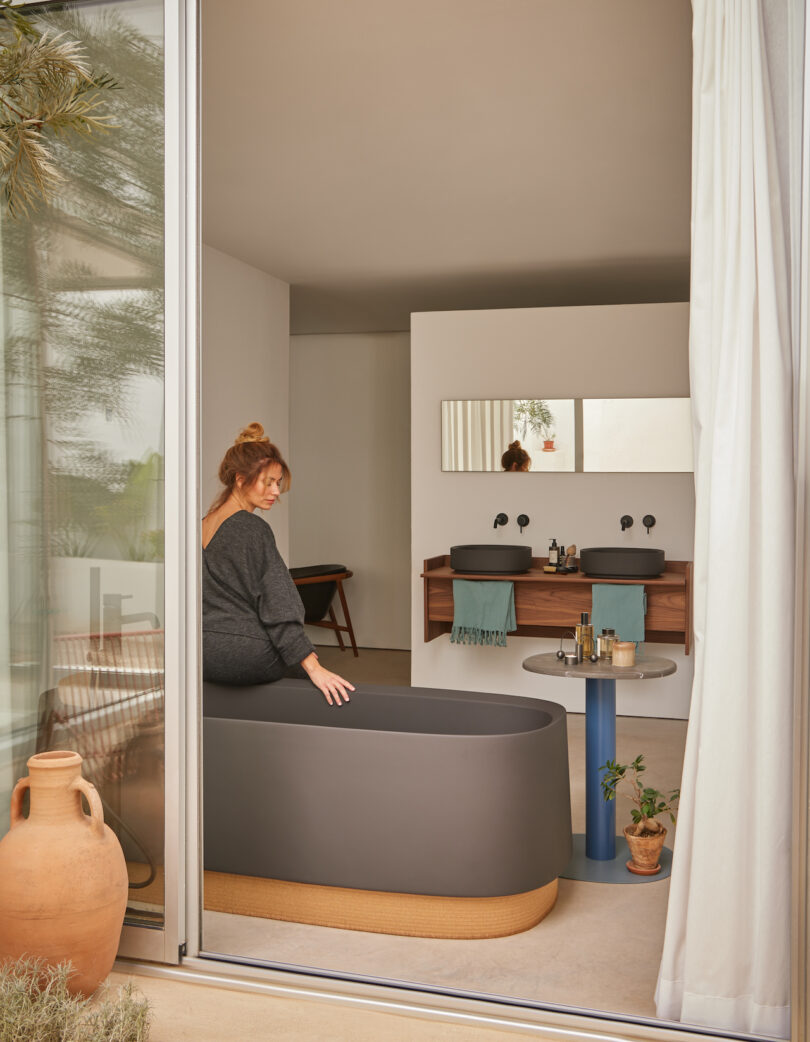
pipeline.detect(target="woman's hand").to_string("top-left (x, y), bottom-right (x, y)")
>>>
top-left (300, 652), bottom-right (355, 706)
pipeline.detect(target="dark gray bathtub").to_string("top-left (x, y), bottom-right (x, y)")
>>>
top-left (203, 680), bottom-right (572, 898)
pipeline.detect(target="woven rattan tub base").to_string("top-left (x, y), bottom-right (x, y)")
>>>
top-left (202, 872), bottom-right (559, 939)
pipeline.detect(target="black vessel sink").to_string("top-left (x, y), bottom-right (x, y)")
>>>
top-left (450, 544), bottom-right (532, 574)
top-left (579, 547), bottom-right (665, 579)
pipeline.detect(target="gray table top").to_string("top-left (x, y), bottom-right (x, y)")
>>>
top-left (522, 651), bottom-right (677, 681)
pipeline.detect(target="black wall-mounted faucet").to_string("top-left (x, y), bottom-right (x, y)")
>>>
top-left (643, 514), bottom-right (656, 534)
top-left (517, 514), bottom-right (530, 534)
top-left (620, 515), bottom-right (634, 532)
top-left (494, 512), bottom-right (508, 529)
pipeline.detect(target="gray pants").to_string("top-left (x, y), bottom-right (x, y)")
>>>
top-left (203, 630), bottom-right (307, 686)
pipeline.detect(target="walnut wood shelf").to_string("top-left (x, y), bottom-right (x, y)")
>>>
top-left (422, 555), bottom-right (692, 654)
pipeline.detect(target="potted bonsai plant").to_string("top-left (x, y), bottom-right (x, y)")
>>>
top-left (600, 755), bottom-right (680, 875)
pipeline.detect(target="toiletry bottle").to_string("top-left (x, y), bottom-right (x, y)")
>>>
top-left (548, 538), bottom-right (559, 567)
top-left (575, 611), bottom-right (594, 657)
top-left (583, 619), bottom-right (595, 657)
top-left (598, 628), bottom-right (616, 660)
top-left (597, 629), bottom-right (609, 659)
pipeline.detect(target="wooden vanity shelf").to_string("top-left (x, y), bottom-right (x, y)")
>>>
top-left (422, 556), bottom-right (693, 654)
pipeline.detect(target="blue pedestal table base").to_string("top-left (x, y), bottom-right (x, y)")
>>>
top-left (521, 650), bottom-right (678, 886)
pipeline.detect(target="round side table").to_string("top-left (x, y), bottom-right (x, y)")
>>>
top-left (522, 652), bottom-right (676, 878)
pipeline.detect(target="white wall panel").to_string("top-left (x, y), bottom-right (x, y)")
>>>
top-left (290, 333), bottom-right (411, 650)
top-left (411, 302), bottom-right (694, 719)
top-left (201, 245), bottom-right (291, 557)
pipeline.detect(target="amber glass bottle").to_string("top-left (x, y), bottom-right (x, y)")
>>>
top-left (575, 611), bottom-right (594, 658)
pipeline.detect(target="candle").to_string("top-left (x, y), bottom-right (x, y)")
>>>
top-left (612, 641), bottom-right (636, 667)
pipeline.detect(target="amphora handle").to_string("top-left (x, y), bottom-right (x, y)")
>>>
top-left (71, 777), bottom-right (105, 836)
top-left (9, 778), bottom-right (30, 827)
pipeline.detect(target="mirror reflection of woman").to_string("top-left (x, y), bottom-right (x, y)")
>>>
top-left (501, 440), bottom-right (531, 472)
top-left (202, 423), bottom-right (354, 706)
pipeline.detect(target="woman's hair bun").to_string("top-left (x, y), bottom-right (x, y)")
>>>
top-left (509, 440), bottom-right (521, 450)
top-left (235, 422), bottom-right (268, 445)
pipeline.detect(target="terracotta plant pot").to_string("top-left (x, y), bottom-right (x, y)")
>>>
top-left (624, 823), bottom-right (667, 875)
top-left (542, 440), bottom-right (555, 452)
top-left (0, 751), bottom-right (128, 996)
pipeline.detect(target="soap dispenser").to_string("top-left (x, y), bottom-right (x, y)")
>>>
top-left (548, 538), bottom-right (559, 567)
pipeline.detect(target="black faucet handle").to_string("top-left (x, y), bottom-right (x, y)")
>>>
top-left (517, 514), bottom-right (530, 534)
top-left (642, 514), bottom-right (656, 534)
top-left (620, 515), bottom-right (634, 532)
top-left (493, 512), bottom-right (508, 529)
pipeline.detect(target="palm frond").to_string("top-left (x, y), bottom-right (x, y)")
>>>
top-left (2, 119), bottom-right (64, 217)
top-left (0, 23), bottom-right (116, 215)
top-left (0, 0), bottom-right (38, 39)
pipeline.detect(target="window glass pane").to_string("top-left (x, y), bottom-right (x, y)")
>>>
top-left (0, 0), bottom-right (165, 926)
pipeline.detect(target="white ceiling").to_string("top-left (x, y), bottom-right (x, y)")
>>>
top-left (202, 0), bottom-right (692, 334)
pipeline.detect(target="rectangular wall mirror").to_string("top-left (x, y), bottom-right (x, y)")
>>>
top-left (582, 397), bottom-right (693, 472)
top-left (441, 399), bottom-right (577, 472)
top-left (441, 397), bottom-right (693, 473)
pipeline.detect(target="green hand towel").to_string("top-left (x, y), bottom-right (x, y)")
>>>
top-left (591, 584), bottom-right (647, 644)
top-left (451, 580), bottom-right (516, 647)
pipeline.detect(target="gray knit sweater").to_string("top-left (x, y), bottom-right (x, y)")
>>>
top-left (202, 511), bottom-right (314, 668)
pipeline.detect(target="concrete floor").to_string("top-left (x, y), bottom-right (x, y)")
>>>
top-left (313, 644), bottom-right (411, 686)
top-left (200, 648), bottom-right (688, 1022)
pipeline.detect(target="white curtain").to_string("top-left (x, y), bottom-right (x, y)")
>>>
top-left (441, 400), bottom-right (514, 471)
top-left (655, 2), bottom-right (802, 1036)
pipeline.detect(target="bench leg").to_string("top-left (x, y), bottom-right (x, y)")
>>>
top-left (328, 606), bottom-right (346, 652)
top-left (335, 580), bottom-right (359, 657)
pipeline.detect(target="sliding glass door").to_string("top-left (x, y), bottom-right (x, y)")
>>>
top-left (0, 0), bottom-right (195, 963)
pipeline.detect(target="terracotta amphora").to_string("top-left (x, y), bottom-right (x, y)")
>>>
top-left (0, 750), bottom-right (128, 996)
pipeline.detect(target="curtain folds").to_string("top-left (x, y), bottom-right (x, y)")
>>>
top-left (441, 399), bottom-right (514, 471)
top-left (655, 2), bottom-right (800, 1035)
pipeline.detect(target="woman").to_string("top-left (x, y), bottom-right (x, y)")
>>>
top-left (501, 440), bottom-right (531, 472)
top-left (202, 423), bottom-right (354, 706)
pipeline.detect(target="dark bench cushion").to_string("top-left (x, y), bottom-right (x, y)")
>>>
top-left (289, 564), bottom-right (347, 580)
top-left (290, 564), bottom-right (349, 623)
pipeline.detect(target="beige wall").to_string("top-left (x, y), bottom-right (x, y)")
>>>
top-left (289, 333), bottom-right (411, 650)
top-left (411, 302), bottom-right (695, 719)
top-left (201, 244), bottom-right (292, 557)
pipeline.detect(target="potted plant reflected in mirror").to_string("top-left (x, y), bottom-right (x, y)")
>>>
top-left (600, 755), bottom-right (680, 875)
top-left (513, 400), bottom-right (557, 452)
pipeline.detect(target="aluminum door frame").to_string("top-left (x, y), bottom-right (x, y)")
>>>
top-left (117, 0), bottom-right (199, 965)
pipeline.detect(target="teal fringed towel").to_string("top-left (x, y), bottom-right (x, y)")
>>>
top-left (451, 580), bottom-right (516, 646)
top-left (591, 584), bottom-right (647, 644)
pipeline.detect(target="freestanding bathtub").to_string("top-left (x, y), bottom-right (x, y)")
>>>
top-left (203, 680), bottom-right (572, 938)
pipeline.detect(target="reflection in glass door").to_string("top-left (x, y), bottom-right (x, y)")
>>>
top-left (0, 0), bottom-right (172, 945)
